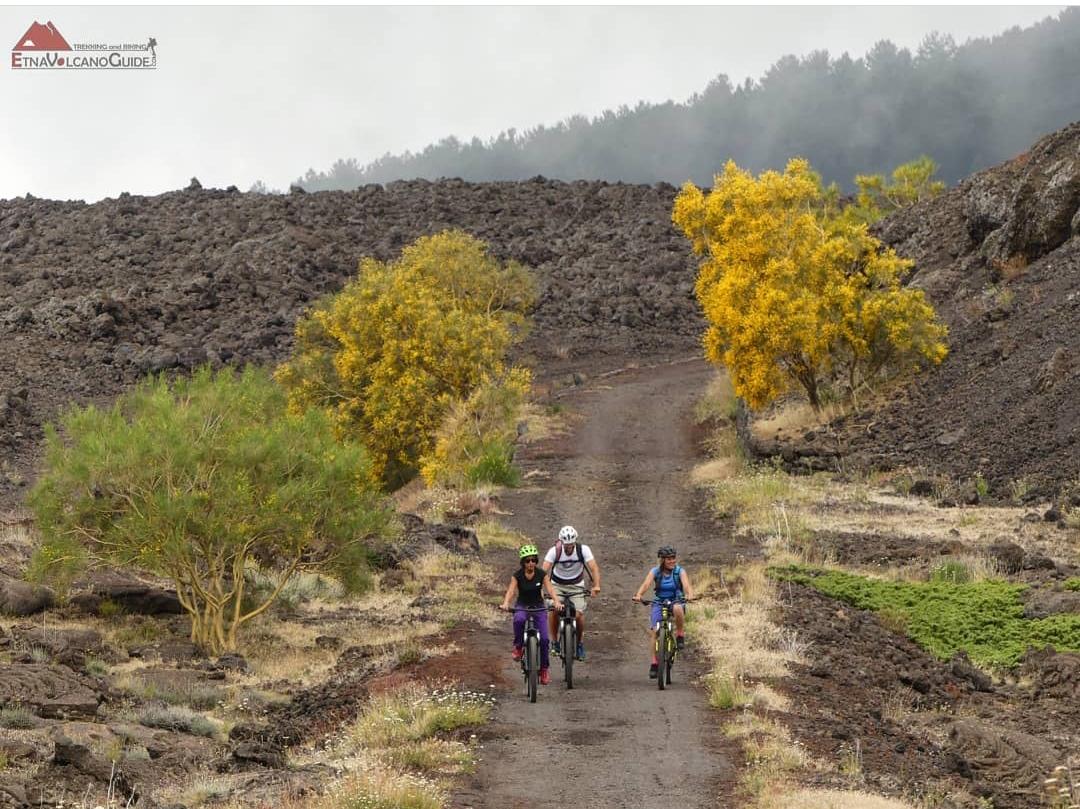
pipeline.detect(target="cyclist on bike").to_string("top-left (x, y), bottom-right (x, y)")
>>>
top-left (543, 525), bottom-right (601, 661)
top-left (500, 544), bottom-right (563, 686)
top-left (632, 545), bottom-right (695, 679)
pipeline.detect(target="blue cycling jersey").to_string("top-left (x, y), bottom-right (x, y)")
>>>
top-left (652, 565), bottom-right (683, 600)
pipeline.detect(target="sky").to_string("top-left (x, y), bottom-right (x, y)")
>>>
top-left (0, 5), bottom-right (1066, 202)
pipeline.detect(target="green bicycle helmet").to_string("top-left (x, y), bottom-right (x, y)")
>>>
top-left (519, 543), bottom-right (539, 560)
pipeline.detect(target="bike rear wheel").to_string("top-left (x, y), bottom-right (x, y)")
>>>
top-left (527, 635), bottom-right (539, 703)
top-left (562, 620), bottom-right (575, 689)
top-left (656, 621), bottom-right (668, 691)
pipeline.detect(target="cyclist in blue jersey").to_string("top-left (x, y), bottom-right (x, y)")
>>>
top-left (632, 545), bottom-right (695, 679)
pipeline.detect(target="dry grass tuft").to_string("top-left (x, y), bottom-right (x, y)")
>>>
top-left (775, 789), bottom-right (917, 809)
top-left (520, 401), bottom-right (572, 444)
top-left (751, 399), bottom-right (846, 442)
top-left (690, 456), bottom-right (741, 486)
top-left (695, 372), bottom-right (738, 424)
top-left (473, 519), bottom-right (528, 550)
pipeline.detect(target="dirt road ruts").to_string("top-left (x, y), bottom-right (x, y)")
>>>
top-left (455, 359), bottom-right (744, 809)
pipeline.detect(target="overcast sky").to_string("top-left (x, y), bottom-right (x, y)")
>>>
top-left (0, 5), bottom-right (1065, 202)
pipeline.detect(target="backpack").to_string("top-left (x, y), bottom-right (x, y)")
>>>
top-left (553, 540), bottom-right (594, 584)
top-left (652, 564), bottom-right (683, 596)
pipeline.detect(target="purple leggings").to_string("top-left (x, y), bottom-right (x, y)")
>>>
top-left (513, 606), bottom-right (550, 669)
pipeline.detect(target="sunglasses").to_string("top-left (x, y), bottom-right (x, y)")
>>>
top-left (524, 557), bottom-right (539, 564)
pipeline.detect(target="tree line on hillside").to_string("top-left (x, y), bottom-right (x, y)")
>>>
top-left (290, 9), bottom-right (1080, 192)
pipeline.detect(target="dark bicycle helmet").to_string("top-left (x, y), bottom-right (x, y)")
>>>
top-left (657, 545), bottom-right (676, 558)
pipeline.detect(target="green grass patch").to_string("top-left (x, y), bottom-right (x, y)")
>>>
top-left (1065, 578), bottom-right (1080, 592)
top-left (0, 706), bottom-right (35, 729)
top-left (352, 687), bottom-right (492, 749)
top-left (770, 565), bottom-right (1080, 668)
top-left (708, 673), bottom-right (752, 710)
top-left (473, 519), bottom-right (527, 550)
top-left (137, 705), bottom-right (220, 738)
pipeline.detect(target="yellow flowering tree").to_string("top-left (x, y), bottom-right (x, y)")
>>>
top-left (673, 158), bottom-right (948, 411)
top-left (276, 230), bottom-right (535, 489)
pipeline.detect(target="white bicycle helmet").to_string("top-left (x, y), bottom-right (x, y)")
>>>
top-left (558, 525), bottom-right (578, 544)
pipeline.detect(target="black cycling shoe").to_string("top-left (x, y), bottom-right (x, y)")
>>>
top-left (676, 635), bottom-right (686, 650)
top-left (649, 663), bottom-right (658, 679)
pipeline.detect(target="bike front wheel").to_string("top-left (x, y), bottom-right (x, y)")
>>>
top-left (665, 623), bottom-right (676, 686)
top-left (527, 635), bottom-right (539, 703)
top-left (562, 620), bottom-right (575, 689)
top-left (656, 621), bottom-right (668, 691)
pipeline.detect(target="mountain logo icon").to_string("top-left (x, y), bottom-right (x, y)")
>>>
top-left (13, 21), bottom-right (71, 51)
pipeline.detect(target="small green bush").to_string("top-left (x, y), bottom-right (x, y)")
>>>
top-left (98, 598), bottom-right (124, 619)
top-left (352, 687), bottom-right (492, 749)
top-left (465, 438), bottom-right (521, 487)
top-left (138, 705), bottom-right (219, 737)
top-left (930, 560), bottom-right (971, 585)
top-left (112, 620), bottom-right (166, 647)
top-left (1064, 578), bottom-right (1080, 592)
top-left (84, 657), bottom-right (109, 677)
top-left (0, 706), bottom-right (36, 729)
top-left (770, 565), bottom-right (1080, 668)
top-left (421, 369), bottom-right (530, 489)
top-left (973, 474), bottom-right (989, 500)
top-left (708, 674), bottom-right (751, 710)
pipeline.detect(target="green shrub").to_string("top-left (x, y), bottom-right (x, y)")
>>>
top-left (0, 706), bottom-right (35, 729)
top-left (84, 657), bottom-right (109, 677)
top-left (137, 705), bottom-right (218, 737)
top-left (708, 674), bottom-right (751, 709)
top-left (973, 474), bottom-right (989, 500)
top-left (351, 687), bottom-right (493, 749)
top-left (421, 369), bottom-right (530, 489)
top-left (930, 560), bottom-right (971, 585)
top-left (29, 365), bottom-right (394, 655)
top-left (112, 619), bottom-right (166, 648)
top-left (98, 598), bottom-right (124, 619)
top-left (119, 677), bottom-right (225, 710)
top-left (465, 438), bottom-right (521, 487)
top-left (1064, 578), bottom-right (1080, 592)
top-left (770, 565), bottom-right (1080, 668)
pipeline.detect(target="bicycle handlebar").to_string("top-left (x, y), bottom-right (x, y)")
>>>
top-left (553, 584), bottom-right (593, 595)
top-left (498, 604), bottom-right (556, 612)
top-left (635, 597), bottom-right (696, 605)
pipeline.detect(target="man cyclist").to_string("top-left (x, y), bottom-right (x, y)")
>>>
top-left (543, 525), bottom-right (601, 661)
top-left (632, 545), bottom-right (695, 679)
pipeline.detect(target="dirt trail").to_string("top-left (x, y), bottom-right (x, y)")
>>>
top-left (455, 359), bottom-right (742, 809)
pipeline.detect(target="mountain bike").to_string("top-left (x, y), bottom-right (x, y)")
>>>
top-left (501, 605), bottom-right (549, 703)
top-left (639, 598), bottom-right (692, 690)
top-left (553, 585), bottom-right (590, 689)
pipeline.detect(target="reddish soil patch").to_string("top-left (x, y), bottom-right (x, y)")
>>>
top-left (366, 630), bottom-right (511, 697)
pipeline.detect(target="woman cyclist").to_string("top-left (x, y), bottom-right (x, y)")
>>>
top-left (500, 544), bottom-right (563, 685)
top-left (632, 545), bottom-right (695, 679)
